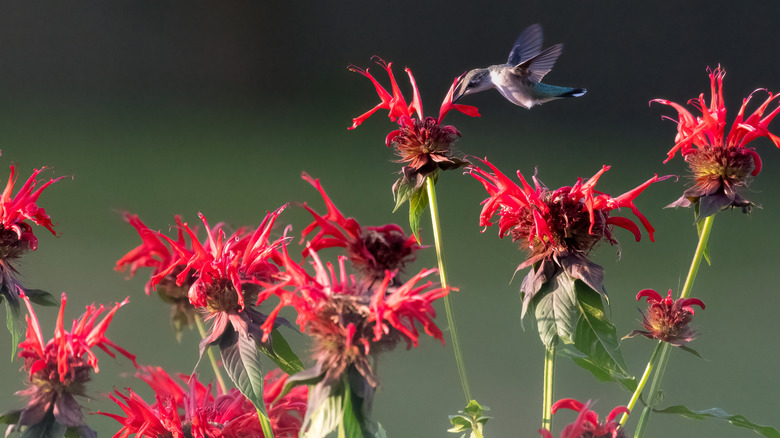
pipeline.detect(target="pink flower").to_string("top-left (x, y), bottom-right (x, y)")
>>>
top-left (625, 289), bottom-right (705, 346)
top-left (12, 292), bottom-right (135, 434)
top-left (101, 367), bottom-right (307, 438)
top-left (653, 66), bottom-right (780, 218)
top-left (300, 172), bottom-right (421, 281)
top-left (349, 57), bottom-right (480, 193)
top-left (539, 399), bottom-right (629, 438)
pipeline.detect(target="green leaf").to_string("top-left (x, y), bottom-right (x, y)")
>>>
top-left (22, 290), bottom-right (59, 307)
top-left (0, 409), bottom-right (21, 425)
top-left (559, 348), bottom-right (637, 392)
top-left (303, 383), bottom-right (345, 438)
top-left (19, 412), bottom-right (66, 438)
top-left (678, 345), bottom-right (705, 359)
top-left (571, 284), bottom-right (635, 390)
top-left (256, 328), bottom-right (304, 375)
top-left (408, 186), bottom-right (428, 244)
top-left (655, 405), bottom-right (780, 438)
top-left (219, 331), bottom-right (269, 418)
top-left (392, 178), bottom-right (414, 213)
top-left (447, 400), bottom-right (491, 437)
top-left (530, 270), bottom-right (579, 347)
top-left (374, 423), bottom-right (388, 438)
top-left (3, 294), bottom-right (23, 360)
top-left (340, 377), bottom-right (367, 438)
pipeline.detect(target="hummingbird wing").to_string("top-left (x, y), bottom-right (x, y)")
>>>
top-left (506, 23), bottom-right (543, 65)
top-left (512, 43), bottom-right (562, 83)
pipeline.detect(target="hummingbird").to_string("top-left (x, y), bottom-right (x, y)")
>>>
top-left (452, 24), bottom-right (586, 108)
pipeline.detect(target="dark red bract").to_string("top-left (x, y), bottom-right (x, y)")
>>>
top-left (626, 289), bottom-right (705, 346)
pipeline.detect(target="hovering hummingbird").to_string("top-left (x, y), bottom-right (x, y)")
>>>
top-left (452, 24), bottom-right (586, 108)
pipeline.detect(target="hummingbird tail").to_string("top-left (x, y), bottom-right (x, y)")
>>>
top-left (560, 88), bottom-right (587, 98)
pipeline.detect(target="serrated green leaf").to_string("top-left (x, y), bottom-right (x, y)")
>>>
top-left (303, 383), bottom-right (344, 438)
top-left (392, 179), bottom-right (414, 213)
top-left (219, 331), bottom-right (269, 418)
top-left (560, 348), bottom-right (637, 392)
top-left (22, 290), bottom-right (59, 307)
top-left (655, 405), bottom-right (780, 438)
top-left (531, 270), bottom-right (579, 347)
top-left (571, 284), bottom-right (634, 390)
top-left (256, 328), bottom-right (304, 375)
top-left (408, 186), bottom-right (428, 244)
top-left (448, 416), bottom-right (472, 432)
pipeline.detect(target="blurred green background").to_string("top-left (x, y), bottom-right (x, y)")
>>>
top-left (1, 1), bottom-right (779, 437)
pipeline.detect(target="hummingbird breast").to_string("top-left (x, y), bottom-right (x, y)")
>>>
top-left (489, 68), bottom-right (537, 109)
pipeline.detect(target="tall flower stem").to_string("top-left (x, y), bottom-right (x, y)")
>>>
top-left (194, 315), bottom-right (228, 395)
top-left (426, 176), bottom-right (472, 402)
top-left (633, 215), bottom-right (715, 437)
top-left (541, 344), bottom-right (556, 432)
top-left (619, 341), bottom-right (663, 426)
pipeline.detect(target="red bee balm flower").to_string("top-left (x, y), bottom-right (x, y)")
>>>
top-left (470, 157), bottom-right (668, 310)
top-left (0, 163), bottom-right (65, 328)
top-left (115, 214), bottom-right (197, 339)
top-left (147, 207), bottom-right (288, 352)
top-left (653, 66), bottom-right (780, 218)
top-left (300, 172), bottom-right (421, 282)
top-left (539, 399), bottom-right (629, 438)
top-left (625, 289), bottom-right (705, 346)
top-left (349, 57), bottom-right (480, 194)
top-left (101, 366), bottom-right (307, 438)
top-left (12, 292), bottom-right (136, 436)
top-left (258, 245), bottom-right (448, 435)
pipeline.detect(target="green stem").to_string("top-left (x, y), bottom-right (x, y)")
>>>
top-left (426, 176), bottom-right (472, 402)
top-left (258, 407), bottom-right (276, 438)
top-left (541, 344), bottom-right (556, 432)
top-left (633, 215), bottom-right (715, 437)
top-left (194, 315), bottom-right (228, 395)
top-left (619, 341), bottom-right (663, 426)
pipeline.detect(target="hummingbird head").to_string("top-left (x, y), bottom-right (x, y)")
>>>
top-left (453, 68), bottom-right (492, 102)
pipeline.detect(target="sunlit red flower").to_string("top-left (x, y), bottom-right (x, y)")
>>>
top-left (470, 157), bottom-right (668, 308)
top-left (349, 57), bottom-right (480, 193)
top-left (115, 214), bottom-right (196, 339)
top-left (653, 66), bottom-right (780, 218)
top-left (147, 207), bottom-right (288, 351)
top-left (539, 399), bottom-right (628, 438)
top-left (257, 244), bottom-right (448, 435)
top-left (101, 366), bottom-right (307, 438)
top-left (300, 172), bottom-right (421, 282)
top-left (625, 289), bottom-right (705, 346)
top-left (11, 292), bottom-right (135, 436)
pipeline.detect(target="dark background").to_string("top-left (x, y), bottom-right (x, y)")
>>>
top-left (1, 1), bottom-right (779, 437)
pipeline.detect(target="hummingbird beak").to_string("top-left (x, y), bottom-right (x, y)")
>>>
top-left (452, 77), bottom-right (469, 103)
